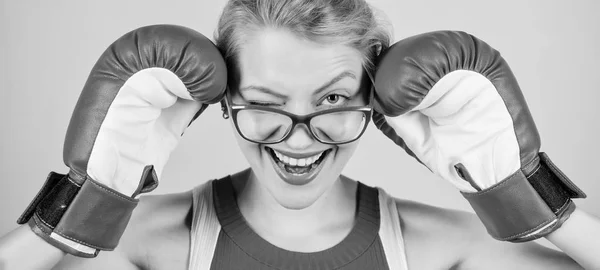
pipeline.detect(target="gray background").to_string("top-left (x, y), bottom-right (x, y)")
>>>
top-left (1, 0), bottom-right (598, 249)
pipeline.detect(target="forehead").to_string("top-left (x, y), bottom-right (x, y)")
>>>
top-left (236, 28), bottom-right (363, 88)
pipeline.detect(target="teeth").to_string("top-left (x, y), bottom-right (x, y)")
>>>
top-left (298, 159), bottom-right (306, 166)
top-left (272, 149), bottom-right (325, 167)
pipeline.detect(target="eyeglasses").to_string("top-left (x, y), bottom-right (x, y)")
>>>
top-left (224, 90), bottom-right (373, 145)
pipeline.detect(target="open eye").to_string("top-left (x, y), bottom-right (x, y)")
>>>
top-left (320, 94), bottom-right (349, 107)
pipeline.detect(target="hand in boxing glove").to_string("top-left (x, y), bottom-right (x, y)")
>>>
top-left (373, 31), bottom-right (586, 242)
top-left (16, 25), bottom-right (227, 257)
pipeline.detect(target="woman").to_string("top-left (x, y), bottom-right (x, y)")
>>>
top-left (1, 0), bottom-right (599, 269)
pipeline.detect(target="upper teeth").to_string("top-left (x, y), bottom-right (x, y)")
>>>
top-left (273, 150), bottom-right (324, 167)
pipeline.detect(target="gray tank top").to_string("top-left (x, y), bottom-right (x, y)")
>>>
top-left (188, 177), bottom-right (409, 269)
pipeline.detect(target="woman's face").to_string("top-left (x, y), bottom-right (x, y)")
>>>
top-left (230, 28), bottom-right (367, 209)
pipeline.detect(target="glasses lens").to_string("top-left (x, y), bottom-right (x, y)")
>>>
top-left (236, 109), bottom-right (293, 143)
top-left (310, 111), bottom-right (367, 143)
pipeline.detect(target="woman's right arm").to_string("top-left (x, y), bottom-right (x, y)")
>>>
top-left (0, 24), bottom-right (225, 270)
top-left (0, 225), bottom-right (66, 269)
top-left (0, 225), bottom-right (138, 270)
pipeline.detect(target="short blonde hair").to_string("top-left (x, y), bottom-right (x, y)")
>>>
top-left (214, 0), bottom-right (392, 88)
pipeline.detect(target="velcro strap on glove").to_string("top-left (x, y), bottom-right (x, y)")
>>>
top-left (461, 152), bottom-right (586, 242)
top-left (17, 172), bottom-right (138, 257)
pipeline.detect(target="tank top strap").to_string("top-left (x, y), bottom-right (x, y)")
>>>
top-left (377, 187), bottom-right (410, 270)
top-left (188, 180), bottom-right (221, 270)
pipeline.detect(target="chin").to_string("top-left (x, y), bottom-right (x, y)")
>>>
top-left (232, 130), bottom-right (360, 210)
top-left (271, 188), bottom-right (322, 210)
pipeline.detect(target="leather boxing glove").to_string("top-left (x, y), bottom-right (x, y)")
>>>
top-left (17, 25), bottom-right (227, 257)
top-left (373, 31), bottom-right (586, 242)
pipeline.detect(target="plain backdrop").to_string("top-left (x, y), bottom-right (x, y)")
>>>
top-left (1, 0), bottom-right (598, 249)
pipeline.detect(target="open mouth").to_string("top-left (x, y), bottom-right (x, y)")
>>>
top-left (266, 147), bottom-right (331, 175)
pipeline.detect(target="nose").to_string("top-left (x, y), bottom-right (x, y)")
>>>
top-left (284, 123), bottom-right (314, 150)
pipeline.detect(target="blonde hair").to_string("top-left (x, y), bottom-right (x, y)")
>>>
top-left (214, 0), bottom-right (392, 88)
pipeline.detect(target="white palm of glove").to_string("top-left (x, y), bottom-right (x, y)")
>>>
top-left (383, 70), bottom-right (522, 193)
top-left (87, 68), bottom-right (203, 197)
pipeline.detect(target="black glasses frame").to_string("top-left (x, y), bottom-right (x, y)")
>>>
top-left (224, 70), bottom-right (375, 145)
top-left (225, 94), bottom-right (373, 145)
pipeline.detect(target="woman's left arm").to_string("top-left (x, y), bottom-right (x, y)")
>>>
top-left (459, 208), bottom-right (598, 270)
top-left (371, 30), bottom-right (598, 269)
top-left (545, 208), bottom-right (600, 270)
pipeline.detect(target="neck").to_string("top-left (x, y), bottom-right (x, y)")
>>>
top-left (232, 169), bottom-right (357, 248)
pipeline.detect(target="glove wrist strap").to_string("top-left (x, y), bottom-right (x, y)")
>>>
top-left (461, 152), bottom-right (586, 242)
top-left (17, 172), bottom-right (138, 257)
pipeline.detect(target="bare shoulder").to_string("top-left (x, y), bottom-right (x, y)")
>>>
top-left (392, 197), bottom-right (482, 269)
top-left (122, 190), bottom-right (194, 269)
top-left (131, 190), bottom-right (194, 235)
top-left (393, 197), bottom-right (483, 240)
top-left (392, 198), bottom-right (580, 270)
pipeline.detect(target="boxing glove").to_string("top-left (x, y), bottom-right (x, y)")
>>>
top-left (17, 24), bottom-right (227, 257)
top-left (373, 31), bottom-right (586, 242)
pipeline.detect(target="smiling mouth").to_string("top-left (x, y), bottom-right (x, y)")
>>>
top-left (266, 147), bottom-right (331, 175)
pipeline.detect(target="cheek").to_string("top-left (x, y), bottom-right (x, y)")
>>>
top-left (330, 141), bottom-right (360, 170)
top-left (231, 122), bottom-right (263, 166)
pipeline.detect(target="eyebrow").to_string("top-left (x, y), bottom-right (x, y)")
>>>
top-left (239, 71), bottom-right (357, 98)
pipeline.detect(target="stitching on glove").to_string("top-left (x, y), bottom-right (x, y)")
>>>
top-left (66, 176), bottom-right (82, 187)
top-left (555, 199), bottom-right (571, 214)
top-left (526, 164), bottom-right (541, 179)
top-left (55, 231), bottom-right (104, 250)
top-left (499, 217), bottom-right (556, 240)
top-left (31, 214), bottom-right (54, 235)
top-left (69, 172), bottom-right (87, 183)
top-left (34, 213), bottom-right (55, 230)
top-left (515, 203), bottom-right (572, 241)
top-left (34, 208), bottom-right (56, 230)
top-left (522, 155), bottom-right (541, 174)
top-left (86, 177), bottom-right (136, 202)
top-left (461, 170), bottom-right (521, 197)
